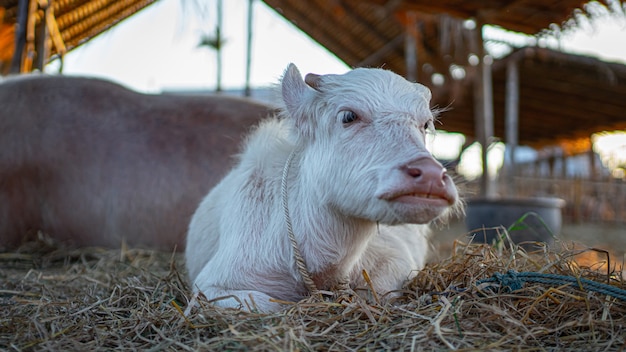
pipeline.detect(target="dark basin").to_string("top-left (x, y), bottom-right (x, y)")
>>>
top-left (465, 197), bottom-right (566, 246)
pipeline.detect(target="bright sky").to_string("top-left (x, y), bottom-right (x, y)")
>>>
top-left (45, 0), bottom-right (626, 179)
top-left (46, 0), bottom-right (350, 92)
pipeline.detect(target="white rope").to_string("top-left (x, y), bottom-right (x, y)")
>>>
top-left (280, 150), bottom-right (319, 294)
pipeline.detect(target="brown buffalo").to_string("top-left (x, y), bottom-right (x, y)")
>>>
top-left (0, 75), bottom-right (273, 251)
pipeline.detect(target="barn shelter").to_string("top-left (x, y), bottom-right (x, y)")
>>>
top-left (444, 45), bottom-right (626, 152)
top-left (260, 0), bottom-right (626, 84)
top-left (2, 0), bottom-right (625, 150)
top-left (261, 0), bottom-right (626, 198)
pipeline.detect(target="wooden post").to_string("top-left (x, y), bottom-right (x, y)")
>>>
top-left (216, 0), bottom-right (223, 92)
top-left (244, 0), bottom-right (254, 97)
top-left (472, 30), bottom-right (484, 189)
top-left (473, 20), bottom-right (495, 198)
top-left (9, 0), bottom-right (29, 73)
top-left (504, 59), bottom-right (519, 193)
top-left (483, 54), bottom-right (495, 197)
top-left (548, 150), bottom-right (557, 178)
top-left (35, 0), bottom-right (52, 71)
top-left (559, 151), bottom-right (567, 179)
top-left (404, 12), bottom-right (418, 82)
top-left (589, 145), bottom-right (599, 180)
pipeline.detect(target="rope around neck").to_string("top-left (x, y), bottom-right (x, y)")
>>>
top-left (281, 150), bottom-right (319, 294)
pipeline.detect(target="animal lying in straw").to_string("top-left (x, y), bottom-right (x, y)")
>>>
top-left (185, 64), bottom-right (461, 312)
top-left (0, 75), bottom-right (272, 251)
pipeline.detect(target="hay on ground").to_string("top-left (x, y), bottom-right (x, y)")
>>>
top-left (1, 230), bottom-right (624, 351)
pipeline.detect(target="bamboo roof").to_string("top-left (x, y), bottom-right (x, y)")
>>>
top-left (261, 0), bottom-right (624, 77)
top-left (1, 0), bottom-right (156, 74)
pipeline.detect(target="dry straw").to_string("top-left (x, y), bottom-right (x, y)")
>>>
top-left (1, 229), bottom-right (624, 351)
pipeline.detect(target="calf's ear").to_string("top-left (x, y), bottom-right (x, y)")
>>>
top-left (414, 83), bottom-right (432, 102)
top-left (281, 64), bottom-right (321, 139)
top-left (281, 64), bottom-right (313, 117)
top-left (304, 73), bottom-right (322, 91)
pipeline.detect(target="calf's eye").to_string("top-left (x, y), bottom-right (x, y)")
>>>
top-left (341, 110), bottom-right (359, 124)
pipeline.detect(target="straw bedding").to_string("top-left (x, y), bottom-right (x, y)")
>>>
top-left (1, 231), bottom-right (624, 351)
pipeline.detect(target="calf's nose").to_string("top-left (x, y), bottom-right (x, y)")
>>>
top-left (404, 157), bottom-right (447, 185)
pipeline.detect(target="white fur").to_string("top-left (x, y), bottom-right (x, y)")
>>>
top-left (185, 64), bottom-right (459, 312)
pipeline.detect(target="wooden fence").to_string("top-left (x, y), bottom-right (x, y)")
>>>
top-left (461, 176), bottom-right (626, 223)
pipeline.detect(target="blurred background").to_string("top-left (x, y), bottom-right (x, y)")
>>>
top-left (1, 1), bottom-right (625, 257)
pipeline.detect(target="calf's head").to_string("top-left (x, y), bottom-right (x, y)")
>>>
top-left (281, 64), bottom-right (459, 225)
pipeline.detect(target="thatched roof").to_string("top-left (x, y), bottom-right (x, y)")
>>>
top-left (1, 0), bottom-right (156, 74)
top-left (261, 0), bottom-right (625, 77)
top-left (261, 0), bottom-right (626, 151)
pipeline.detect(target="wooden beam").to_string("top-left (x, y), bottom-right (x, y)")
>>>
top-left (356, 34), bottom-right (403, 67)
top-left (261, 0), bottom-right (368, 66)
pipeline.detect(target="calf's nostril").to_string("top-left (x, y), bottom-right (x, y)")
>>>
top-left (406, 167), bottom-right (423, 178)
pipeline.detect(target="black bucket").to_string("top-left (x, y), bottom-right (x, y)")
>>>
top-left (465, 197), bottom-right (566, 246)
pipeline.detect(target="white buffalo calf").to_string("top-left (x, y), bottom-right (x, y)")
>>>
top-left (185, 64), bottom-right (460, 312)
